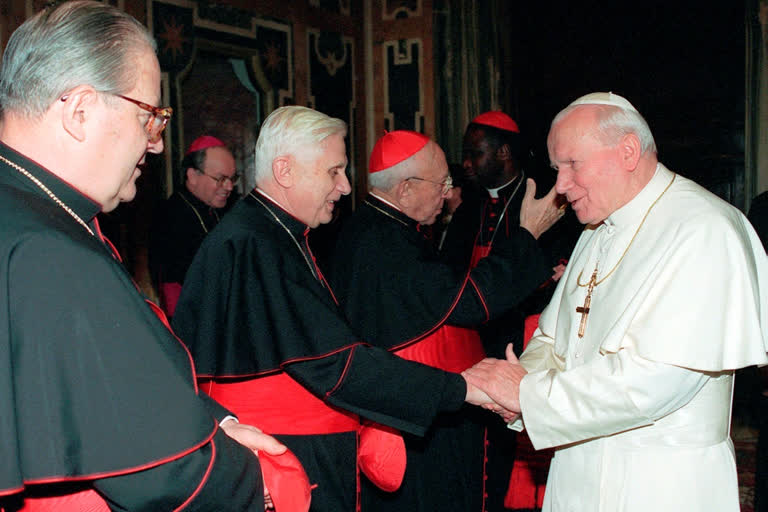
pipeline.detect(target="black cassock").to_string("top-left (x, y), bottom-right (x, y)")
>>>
top-left (173, 190), bottom-right (467, 512)
top-left (0, 142), bottom-right (264, 511)
top-left (149, 189), bottom-right (223, 285)
top-left (328, 195), bottom-right (550, 512)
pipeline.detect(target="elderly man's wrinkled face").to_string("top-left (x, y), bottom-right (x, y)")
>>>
top-left (95, 47), bottom-right (165, 212)
top-left (548, 108), bottom-right (627, 225)
top-left (403, 142), bottom-right (450, 225)
top-left (289, 133), bottom-right (351, 228)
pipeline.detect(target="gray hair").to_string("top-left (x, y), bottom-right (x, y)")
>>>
top-left (0, 0), bottom-right (156, 119)
top-left (253, 106), bottom-right (347, 184)
top-left (368, 141), bottom-right (436, 192)
top-left (552, 103), bottom-right (657, 155)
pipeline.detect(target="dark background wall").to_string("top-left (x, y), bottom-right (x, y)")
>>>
top-left (499, 1), bottom-right (746, 205)
top-left (0, 0), bottom-right (753, 293)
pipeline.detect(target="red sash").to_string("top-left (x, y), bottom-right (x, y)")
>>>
top-left (395, 325), bottom-right (486, 372)
top-left (202, 374), bottom-right (359, 435)
top-left (15, 489), bottom-right (109, 512)
top-left (204, 375), bottom-right (365, 508)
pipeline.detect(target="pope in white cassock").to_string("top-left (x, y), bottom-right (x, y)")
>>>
top-left (464, 92), bottom-right (768, 512)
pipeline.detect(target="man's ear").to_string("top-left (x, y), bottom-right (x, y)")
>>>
top-left (186, 167), bottom-right (199, 186)
top-left (619, 133), bottom-right (642, 171)
top-left (394, 179), bottom-right (412, 207)
top-left (272, 156), bottom-right (294, 187)
top-left (59, 85), bottom-right (98, 142)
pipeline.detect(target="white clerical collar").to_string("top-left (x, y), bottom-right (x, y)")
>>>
top-left (254, 188), bottom-right (282, 207)
top-left (369, 191), bottom-right (403, 212)
top-left (486, 175), bottom-right (521, 199)
top-left (606, 163), bottom-right (672, 229)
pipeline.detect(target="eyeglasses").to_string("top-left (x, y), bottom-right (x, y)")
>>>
top-left (115, 94), bottom-right (172, 143)
top-left (199, 170), bottom-right (241, 187)
top-left (405, 175), bottom-right (453, 195)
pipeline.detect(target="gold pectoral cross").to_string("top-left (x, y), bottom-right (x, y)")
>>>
top-left (576, 269), bottom-right (597, 338)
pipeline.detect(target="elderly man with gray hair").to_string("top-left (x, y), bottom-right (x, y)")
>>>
top-left (0, 1), bottom-right (291, 511)
top-left (327, 130), bottom-right (562, 511)
top-left (173, 106), bottom-right (495, 512)
top-left (464, 92), bottom-right (768, 511)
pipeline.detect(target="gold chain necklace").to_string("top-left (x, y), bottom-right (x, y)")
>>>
top-left (179, 191), bottom-right (219, 234)
top-left (574, 173), bottom-right (675, 338)
top-left (576, 173), bottom-right (675, 287)
top-left (0, 153), bottom-right (94, 236)
top-left (365, 198), bottom-right (408, 227)
top-left (249, 190), bottom-right (317, 279)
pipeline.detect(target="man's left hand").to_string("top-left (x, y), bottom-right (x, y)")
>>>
top-left (519, 179), bottom-right (564, 239)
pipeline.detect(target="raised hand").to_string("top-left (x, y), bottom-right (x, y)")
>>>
top-left (519, 179), bottom-right (564, 239)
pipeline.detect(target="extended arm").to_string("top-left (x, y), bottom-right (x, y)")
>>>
top-left (519, 348), bottom-right (711, 449)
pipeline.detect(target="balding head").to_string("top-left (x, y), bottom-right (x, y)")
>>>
top-left (370, 139), bottom-right (451, 225)
top-left (548, 95), bottom-right (659, 225)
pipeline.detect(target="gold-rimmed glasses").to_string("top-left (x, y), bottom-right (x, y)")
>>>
top-left (405, 175), bottom-right (453, 195)
top-left (115, 94), bottom-right (172, 143)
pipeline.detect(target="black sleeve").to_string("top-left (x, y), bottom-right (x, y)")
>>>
top-left (198, 392), bottom-right (235, 421)
top-left (449, 225), bottom-right (551, 326)
top-left (94, 429), bottom-right (263, 511)
top-left (284, 345), bottom-right (466, 436)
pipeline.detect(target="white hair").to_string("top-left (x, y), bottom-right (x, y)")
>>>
top-left (0, 0), bottom-right (156, 119)
top-left (552, 101), bottom-right (657, 155)
top-left (253, 106), bottom-right (347, 185)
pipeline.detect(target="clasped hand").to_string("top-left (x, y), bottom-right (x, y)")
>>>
top-left (463, 343), bottom-right (527, 423)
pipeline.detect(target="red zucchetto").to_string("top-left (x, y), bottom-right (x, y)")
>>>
top-left (471, 111), bottom-right (520, 133)
top-left (185, 135), bottom-right (226, 155)
top-left (369, 130), bottom-right (430, 174)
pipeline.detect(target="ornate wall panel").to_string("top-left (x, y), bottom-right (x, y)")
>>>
top-left (383, 0), bottom-right (421, 19)
top-left (149, 0), bottom-right (293, 195)
top-left (308, 29), bottom-right (357, 200)
top-left (382, 38), bottom-right (423, 133)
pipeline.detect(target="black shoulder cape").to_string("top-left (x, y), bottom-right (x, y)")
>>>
top-left (0, 143), bottom-right (225, 495)
top-left (328, 195), bottom-right (552, 349)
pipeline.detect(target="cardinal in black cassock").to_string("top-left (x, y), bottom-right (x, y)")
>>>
top-left (328, 129), bottom-right (556, 512)
top-left (172, 106), bottom-right (474, 512)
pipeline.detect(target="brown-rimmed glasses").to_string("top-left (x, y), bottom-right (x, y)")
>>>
top-left (199, 170), bottom-right (241, 187)
top-left (405, 175), bottom-right (453, 195)
top-left (115, 94), bottom-right (172, 144)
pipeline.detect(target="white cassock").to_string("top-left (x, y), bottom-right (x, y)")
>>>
top-left (513, 164), bottom-right (768, 512)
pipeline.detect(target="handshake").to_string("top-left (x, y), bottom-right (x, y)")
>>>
top-left (462, 343), bottom-right (526, 424)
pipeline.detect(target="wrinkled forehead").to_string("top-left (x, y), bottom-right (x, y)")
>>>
top-left (548, 107), bottom-right (600, 151)
top-left (128, 47), bottom-right (162, 102)
top-left (423, 142), bottom-right (448, 176)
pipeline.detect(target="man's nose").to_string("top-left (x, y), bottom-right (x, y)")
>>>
top-left (337, 173), bottom-right (352, 195)
top-left (554, 169), bottom-right (571, 196)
